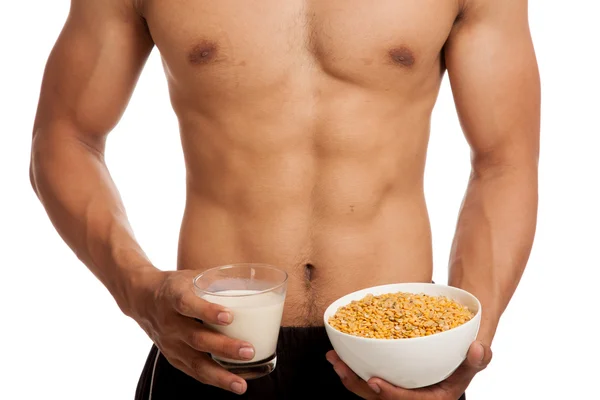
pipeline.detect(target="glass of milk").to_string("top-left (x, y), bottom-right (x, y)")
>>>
top-left (193, 263), bottom-right (288, 379)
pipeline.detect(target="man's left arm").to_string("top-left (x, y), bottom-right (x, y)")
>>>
top-left (445, 0), bottom-right (540, 347)
top-left (326, 1), bottom-right (540, 398)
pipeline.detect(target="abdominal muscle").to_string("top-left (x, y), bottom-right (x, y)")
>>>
top-left (173, 78), bottom-right (436, 327)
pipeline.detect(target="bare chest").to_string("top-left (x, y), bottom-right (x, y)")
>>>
top-left (143, 0), bottom-right (459, 95)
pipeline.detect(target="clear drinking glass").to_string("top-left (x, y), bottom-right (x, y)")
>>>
top-left (193, 263), bottom-right (288, 379)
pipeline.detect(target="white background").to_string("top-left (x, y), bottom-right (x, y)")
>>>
top-left (1, 1), bottom-right (599, 399)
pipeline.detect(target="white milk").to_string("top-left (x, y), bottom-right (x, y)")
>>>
top-left (201, 289), bottom-right (285, 364)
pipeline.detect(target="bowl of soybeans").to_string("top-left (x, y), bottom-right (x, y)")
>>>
top-left (323, 283), bottom-right (481, 389)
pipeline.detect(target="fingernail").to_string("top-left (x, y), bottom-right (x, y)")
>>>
top-left (230, 381), bottom-right (244, 394)
top-left (369, 383), bottom-right (381, 394)
top-left (217, 311), bottom-right (232, 324)
top-left (239, 346), bottom-right (255, 360)
top-left (333, 365), bottom-right (346, 380)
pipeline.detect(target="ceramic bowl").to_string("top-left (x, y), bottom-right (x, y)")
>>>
top-left (323, 283), bottom-right (481, 389)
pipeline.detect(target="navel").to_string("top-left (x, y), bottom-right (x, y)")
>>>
top-left (388, 46), bottom-right (416, 67)
top-left (188, 40), bottom-right (219, 65)
top-left (304, 263), bottom-right (315, 282)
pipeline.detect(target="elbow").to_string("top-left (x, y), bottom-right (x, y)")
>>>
top-left (471, 146), bottom-right (539, 182)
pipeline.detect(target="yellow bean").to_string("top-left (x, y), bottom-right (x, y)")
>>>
top-left (328, 292), bottom-right (475, 339)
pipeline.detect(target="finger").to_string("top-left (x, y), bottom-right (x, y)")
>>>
top-left (173, 291), bottom-right (233, 326)
top-left (367, 378), bottom-right (426, 400)
top-left (464, 341), bottom-right (493, 372)
top-left (450, 341), bottom-right (492, 387)
top-left (327, 352), bottom-right (378, 399)
top-left (436, 341), bottom-right (493, 396)
top-left (325, 350), bottom-right (340, 365)
top-left (180, 352), bottom-right (248, 395)
top-left (181, 320), bottom-right (255, 361)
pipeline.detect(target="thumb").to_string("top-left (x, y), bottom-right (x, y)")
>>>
top-left (465, 341), bottom-right (493, 372)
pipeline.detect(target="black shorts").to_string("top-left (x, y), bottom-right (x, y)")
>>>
top-left (135, 327), bottom-right (466, 400)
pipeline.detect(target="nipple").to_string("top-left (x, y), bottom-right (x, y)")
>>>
top-left (389, 46), bottom-right (415, 67)
top-left (188, 41), bottom-right (219, 65)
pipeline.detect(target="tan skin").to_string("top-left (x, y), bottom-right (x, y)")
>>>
top-left (30, 0), bottom-right (539, 398)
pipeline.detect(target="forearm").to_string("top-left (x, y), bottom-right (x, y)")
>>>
top-left (30, 123), bottom-right (157, 316)
top-left (449, 163), bottom-right (538, 345)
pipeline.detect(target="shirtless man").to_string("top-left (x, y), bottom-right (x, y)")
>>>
top-left (29, 0), bottom-right (539, 399)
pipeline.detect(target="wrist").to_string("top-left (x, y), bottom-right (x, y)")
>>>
top-left (98, 242), bottom-right (163, 318)
top-left (476, 317), bottom-right (498, 347)
top-left (118, 264), bottom-right (163, 319)
top-left (448, 279), bottom-right (500, 346)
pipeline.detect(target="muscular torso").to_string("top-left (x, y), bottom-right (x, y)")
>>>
top-left (141, 0), bottom-right (461, 326)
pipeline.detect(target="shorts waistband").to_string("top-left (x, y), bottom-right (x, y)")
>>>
top-left (276, 326), bottom-right (332, 357)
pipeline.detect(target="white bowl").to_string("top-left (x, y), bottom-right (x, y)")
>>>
top-left (323, 283), bottom-right (481, 389)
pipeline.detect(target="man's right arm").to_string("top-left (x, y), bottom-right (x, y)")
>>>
top-left (30, 1), bottom-right (253, 393)
top-left (30, 0), bottom-right (155, 315)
